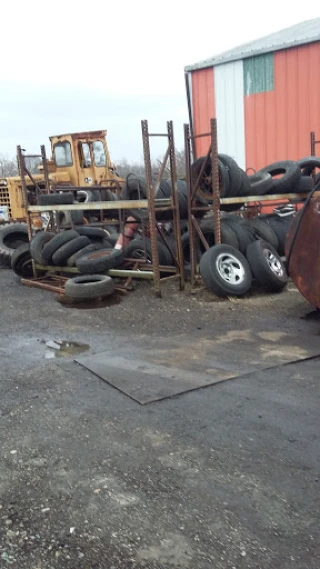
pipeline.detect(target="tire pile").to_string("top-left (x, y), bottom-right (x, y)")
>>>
top-left (191, 154), bottom-right (320, 205)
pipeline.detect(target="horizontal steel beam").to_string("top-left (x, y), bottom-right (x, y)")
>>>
top-left (28, 199), bottom-right (172, 212)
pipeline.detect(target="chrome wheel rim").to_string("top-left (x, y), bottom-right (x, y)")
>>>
top-left (216, 253), bottom-right (245, 284)
top-left (264, 248), bottom-right (283, 277)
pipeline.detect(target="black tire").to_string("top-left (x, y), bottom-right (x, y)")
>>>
top-left (30, 231), bottom-right (55, 264)
top-left (0, 223), bottom-right (29, 267)
top-left (264, 215), bottom-right (292, 256)
top-left (11, 244), bottom-right (33, 278)
top-left (67, 243), bottom-right (103, 267)
top-left (190, 157), bottom-right (230, 201)
top-left (218, 154), bottom-right (242, 197)
top-left (75, 226), bottom-right (109, 241)
top-left (241, 218), bottom-right (279, 251)
top-left (292, 175), bottom-right (314, 193)
top-left (199, 244), bottom-right (252, 297)
top-left (75, 189), bottom-right (100, 203)
top-left (238, 168), bottom-right (251, 197)
top-left (223, 217), bottom-right (255, 254)
top-left (121, 173), bottom-right (149, 222)
top-left (246, 240), bottom-right (288, 292)
top-left (105, 233), bottom-right (119, 246)
top-left (38, 192), bottom-right (74, 205)
top-left (65, 275), bottom-right (114, 299)
top-left (70, 207), bottom-right (84, 224)
top-left (52, 236), bottom-right (91, 266)
top-left (248, 172), bottom-right (274, 195)
top-left (257, 161), bottom-right (301, 193)
top-left (41, 229), bottom-right (80, 264)
top-left (298, 156), bottom-right (320, 176)
top-left (76, 248), bottom-right (124, 274)
top-left (125, 237), bottom-right (173, 265)
top-left (198, 219), bottom-right (239, 254)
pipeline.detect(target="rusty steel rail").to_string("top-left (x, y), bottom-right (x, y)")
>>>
top-left (141, 120), bottom-right (185, 297)
top-left (27, 199), bottom-right (171, 212)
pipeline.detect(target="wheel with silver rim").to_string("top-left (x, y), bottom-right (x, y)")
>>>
top-left (199, 244), bottom-right (252, 297)
top-left (246, 239), bottom-right (288, 293)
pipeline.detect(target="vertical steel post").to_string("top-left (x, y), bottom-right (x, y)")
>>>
top-left (141, 120), bottom-right (161, 297)
top-left (40, 145), bottom-right (50, 194)
top-left (168, 121), bottom-right (185, 290)
top-left (211, 118), bottom-right (221, 244)
top-left (184, 123), bottom-right (197, 288)
top-left (310, 131), bottom-right (315, 156)
top-left (17, 146), bottom-right (36, 277)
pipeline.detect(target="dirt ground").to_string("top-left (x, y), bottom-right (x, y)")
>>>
top-left (0, 268), bottom-right (319, 568)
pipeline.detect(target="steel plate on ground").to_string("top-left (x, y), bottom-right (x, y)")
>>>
top-left (75, 330), bottom-right (320, 404)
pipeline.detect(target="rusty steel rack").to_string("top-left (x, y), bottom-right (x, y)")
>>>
top-left (310, 131), bottom-right (320, 156)
top-left (20, 120), bottom-right (184, 297)
top-left (185, 119), bottom-right (320, 289)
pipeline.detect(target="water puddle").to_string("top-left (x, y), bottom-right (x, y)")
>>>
top-left (44, 340), bottom-right (90, 359)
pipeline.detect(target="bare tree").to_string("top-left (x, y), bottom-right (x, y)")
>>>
top-left (115, 149), bottom-right (186, 180)
top-left (0, 154), bottom-right (19, 177)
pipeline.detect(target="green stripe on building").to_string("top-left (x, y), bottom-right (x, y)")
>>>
top-left (243, 53), bottom-right (274, 95)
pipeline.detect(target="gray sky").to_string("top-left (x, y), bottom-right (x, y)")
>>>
top-left (1, 0), bottom-right (320, 165)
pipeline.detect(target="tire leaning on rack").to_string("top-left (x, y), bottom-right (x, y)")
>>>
top-left (65, 275), bottom-right (114, 300)
top-left (52, 236), bottom-right (91, 266)
top-left (0, 223), bottom-right (29, 268)
top-left (30, 231), bottom-right (55, 265)
top-left (199, 244), bottom-right (252, 297)
top-left (11, 244), bottom-right (33, 278)
top-left (41, 229), bottom-right (80, 265)
top-left (246, 240), bottom-right (288, 292)
top-left (76, 248), bottom-right (124, 274)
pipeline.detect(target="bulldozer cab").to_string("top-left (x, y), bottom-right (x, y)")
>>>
top-left (49, 130), bottom-right (117, 187)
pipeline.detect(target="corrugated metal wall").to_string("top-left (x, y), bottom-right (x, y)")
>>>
top-left (189, 42), bottom-right (320, 170)
top-left (244, 42), bottom-right (320, 170)
top-left (191, 68), bottom-right (215, 157)
top-left (214, 61), bottom-right (246, 169)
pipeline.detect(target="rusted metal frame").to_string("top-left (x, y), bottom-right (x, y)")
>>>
top-left (16, 146), bottom-right (37, 278)
top-left (141, 120), bottom-right (161, 296)
top-left (167, 120), bottom-right (185, 290)
top-left (191, 215), bottom-right (210, 250)
top-left (40, 145), bottom-right (51, 194)
top-left (211, 118), bottom-right (221, 244)
top-left (190, 146), bottom-right (211, 203)
top-left (184, 124), bottom-right (198, 288)
top-left (152, 145), bottom-right (171, 197)
top-left (28, 199), bottom-right (171, 212)
top-left (156, 223), bottom-right (179, 268)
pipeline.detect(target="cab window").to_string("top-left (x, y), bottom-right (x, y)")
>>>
top-left (93, 140), bottom-right (107, 167)
top-left (79, 142), bottom-right (92, 168)
top-left (53, 141), bottom-right (73, 167)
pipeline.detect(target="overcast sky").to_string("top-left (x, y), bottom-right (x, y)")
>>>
top-left (1, 0), bottom-right (320, 165)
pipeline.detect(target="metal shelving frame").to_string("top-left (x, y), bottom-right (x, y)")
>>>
top-left (185, 119), bottom-right (320, 289)
top-left (19, 120), bottom-right (184, 297)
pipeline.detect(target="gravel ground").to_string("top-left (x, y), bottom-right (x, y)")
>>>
top-left (0, 268), bottom-right (319, 568)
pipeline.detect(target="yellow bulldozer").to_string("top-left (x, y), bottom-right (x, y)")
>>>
top-left (0, 129), bottom-right (122, 222)
top-left (0, 130), bottom-right (123, 266)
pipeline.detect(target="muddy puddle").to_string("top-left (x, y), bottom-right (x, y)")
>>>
top-left (44, 340), bottom-right (90, 359)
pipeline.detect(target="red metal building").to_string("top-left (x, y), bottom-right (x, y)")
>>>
top-left (185, 19), bottom-right (320, 172)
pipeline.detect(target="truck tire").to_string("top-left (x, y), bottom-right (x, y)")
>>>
top-left (38, 193), bottom-right (74, 205)
top-left (76, 248), bottom-right (124, 274)
top-left (67, 243), bottom-right (103, 267)
top-left (125, 237), bottom-right (173, 265)
top-left (0, 223), bottom-right (29, 267)
top-left (41, 229), bottom-right (80, 264)
top-left (65, 275), bottom-right (114, 299)
top-left (223, 217), bottom-right (255, 254)
top-left (298, 156), bottom-right (320, 176)
top-left (257, 161), bottom-right (301, 193)
top-left (11, 244), bottom-right (33, 278)
top-left (248, 172), bottom-right (274, 195)
top-left (200, 244), bottom-right (252, 297)
top-left (52, 236), bottom-right (91, 266)
top-left (75, 226), bottom-right (108, 241)
top-left (218, 154), bottom-right (242, 196)
top-left (30, 231), bottom-right (55, 264)
top-left (198, 219), bottom-right (239, 253)
top-left (246, 240), bottom-right (288, 292)
top-left (241, 218), bottom-right (279, 251)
